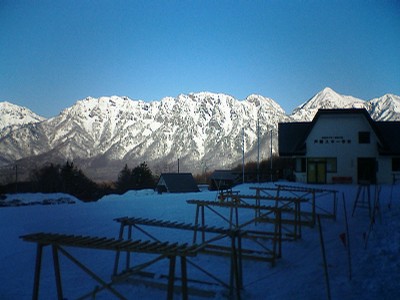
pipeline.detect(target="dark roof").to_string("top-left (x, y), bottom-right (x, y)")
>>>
top-left (374, 121), bottom-right (400, 155)
top-left (156, 173), bottom-right (199, 193)
top-left (210, 170), bottom-right (241, 181)
top-left (279, 108), bottom-right (400, 156)
top-left (278, 122), bottom-right (310, 156)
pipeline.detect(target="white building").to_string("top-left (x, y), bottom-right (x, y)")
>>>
top-left (279, 109), bottom-right (400, 184)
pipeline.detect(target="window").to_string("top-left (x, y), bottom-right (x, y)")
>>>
top-left (358, 131), bottom-right (370, 144)
top-left (295, 158), bottom-right (306, 172)
top-left (307, 157), bottom-right (337, 173)
top-left (393, 158), bottom-right (400, 172)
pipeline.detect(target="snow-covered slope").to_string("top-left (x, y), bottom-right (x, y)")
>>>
top-left (368, 94), bottom-right (400, 121)
top-left (0, 101), bottom-right (45, 136)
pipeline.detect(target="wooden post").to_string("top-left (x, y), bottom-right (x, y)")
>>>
top-left (180, 256), bottom-right (188, 300)
top-left (52, 245), bottom-right (64, 300)
top-left (167, 256), bottom-right (176, 300)
top-left (230, 234), bottom-right (241, 300)
top-left (33, 244), bottom-right (44, 300)
top-left (317, 215), bottom-right (332, 300)
top-left (312, 190), bottom-right (316, 227)
top-left (126, 224), bottom-right (132, 270)
top-left (237, 233), bottom-right (243, 289)
top-left (113, 223), bottom-right (125, 275)
top-left (193, 204), bottom-right (200, 244)
top-left (201, 205), bottom-right (205, 243)
top-left (342, 193), bottom-right (352, 281)
top-left (255, 188), bottom-right (260, 224)
top-left (352, 185), bottom-right (362, 216)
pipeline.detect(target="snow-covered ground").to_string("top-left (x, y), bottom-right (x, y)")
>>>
top-left (1, 182), bottom-right (399, 300)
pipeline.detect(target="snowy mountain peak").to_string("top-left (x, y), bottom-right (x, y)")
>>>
top-left (291, 87), bottom-right (367, 121)
top-left (368, 93), bottom-right (400, 121)
top-left (0, 101), bottom-right (46, 131)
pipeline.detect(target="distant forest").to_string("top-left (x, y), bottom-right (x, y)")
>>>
top-left (0, 157), bottom-right (294, 201)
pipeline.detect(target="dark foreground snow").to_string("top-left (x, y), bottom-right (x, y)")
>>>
top-left (1, 182), bottom-right (399, 299)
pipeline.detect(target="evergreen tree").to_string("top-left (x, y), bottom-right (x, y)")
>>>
top-left (33, 163), bottom-right (62, 193)
top-left (116, 164), bottom-right (133, 193)
top-left (131, 162), bottom-right (155, 189)
top-left (116, 162), bottom-right (155, 193)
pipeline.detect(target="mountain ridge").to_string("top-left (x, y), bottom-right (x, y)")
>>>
top-left (1, 88), bottom-right (399, 181)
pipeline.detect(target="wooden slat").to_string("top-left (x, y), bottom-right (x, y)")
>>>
top-left (20, 233), bottom-right (198, 257)
top-left (114, 217), bottom-right (232, 234)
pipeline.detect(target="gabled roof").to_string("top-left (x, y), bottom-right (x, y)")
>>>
top-left (156, 173), bottom-right (199, 193)
top-left (279, 108), bottom-right (400, 156)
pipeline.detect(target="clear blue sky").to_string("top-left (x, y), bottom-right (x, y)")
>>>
top-left (1, 0), bottom-right (399, 118)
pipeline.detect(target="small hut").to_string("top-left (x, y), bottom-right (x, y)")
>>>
top-left (156, 173), bottom-right (200, 193)
top-left (209, 170), bottom-right (241, 191)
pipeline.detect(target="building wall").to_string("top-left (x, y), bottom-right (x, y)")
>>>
top-left (293, 114), bottom-right (392, 184)
top-left (378, 156), bottom-right (394, 184)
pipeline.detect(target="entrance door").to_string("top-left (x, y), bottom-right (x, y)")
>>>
top-left (307, 160), bottom-right (326, 184)
top-left (357, 158), bottom-right (376, 184)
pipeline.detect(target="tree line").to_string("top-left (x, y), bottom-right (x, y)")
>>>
top-left (0, 161), bottom-right (157, 201)
top-left (1, 157), bottom-right (294, 201)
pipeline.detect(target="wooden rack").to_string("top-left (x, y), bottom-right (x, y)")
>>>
top-left (113, 216), bottom-right (244, 299)
top-left (186, 200), bottom-right (284, 261)
top-left (21, 232), bottom-right (198, 300)
top-left (250, 184), bottom-right (339, 227)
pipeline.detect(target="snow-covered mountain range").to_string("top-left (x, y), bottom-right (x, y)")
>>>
top-left (291, 87), bottom-right (400, 121)
top-left (0, 88), bottom-right (399, 181)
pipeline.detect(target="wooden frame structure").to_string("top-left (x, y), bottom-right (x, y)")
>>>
top-left (186, 200), bottom-right (283, 263)
top-left (214, 191), bottom-right (304, 240)
top-left (113, 216), bottom-right (244, 299)
top-left (249, 184), bottom-right (338, 227)
top-left (20, 184), bottom-right (341, 300)
top-left (20, 232), bottom-right (198, 300)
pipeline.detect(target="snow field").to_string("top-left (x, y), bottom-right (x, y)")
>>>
top-left (1, 182), bottom-right (399, 299)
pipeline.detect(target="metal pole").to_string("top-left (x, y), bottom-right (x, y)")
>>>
top-left (318, 215), bottom-right (332, 300)
top-left (257, 117), bottom-right (260, 184)
top-left (342, 193), bottom-right (352, 281)
top-left (270, 129), bottom-right (273, 182)
top-left (15, 164), bottom-right (18, 193)
top-left (242, 127), bottom-right (245, 184)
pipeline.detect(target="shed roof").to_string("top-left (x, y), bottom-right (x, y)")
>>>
top-left (210, 170), bottom-right (241, 181)
top-left (156, 173), bottom-right (199, 193)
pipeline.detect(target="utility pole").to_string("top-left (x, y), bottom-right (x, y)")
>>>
top-left (257, 117), bottom-right (260, 184)
top-left (15, 164), bottom-right (18, 193)
top-left (270, 129), bottom-right (273, 182)
top-left (242, 127), bottom-right (245, 184)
